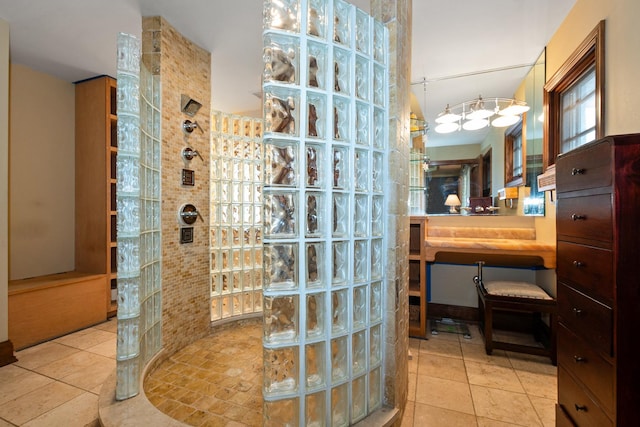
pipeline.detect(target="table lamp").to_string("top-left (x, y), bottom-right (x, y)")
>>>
top-left (444, 194), bottom-right (461, 214)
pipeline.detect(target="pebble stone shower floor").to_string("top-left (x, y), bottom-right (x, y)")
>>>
top-left (144, 321), bottom-right (264, 426)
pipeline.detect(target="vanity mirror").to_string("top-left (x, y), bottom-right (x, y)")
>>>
top-left (410, 49), bottom-right (546, 216)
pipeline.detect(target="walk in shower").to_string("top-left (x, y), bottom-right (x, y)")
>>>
top-left (107, 1), bottom-right (400, 425)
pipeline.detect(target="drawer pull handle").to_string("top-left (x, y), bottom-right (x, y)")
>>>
top-left (573, 308), bottom-right (583, 316)
top-left (571, 214), bottom-right (586, 221)
top-left (573, 355), bottom-right (586, 363)
top-left (571, 168), bottom-right (586, 176)
top-left (573, 261), bottom-right (585, 268)
top-left (575, 404), bottom-right (588, 412)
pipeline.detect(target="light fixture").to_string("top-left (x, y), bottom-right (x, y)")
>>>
top-left (434, 121), bottom-right (460, 133)
top-left (465, 96), bottom-right (495, 120)
top-left (490, 114), bottom-right (521, 127)
top-left (498, 100), bottom-right (529, 116)
top-left (433, 96), bottom-right (529, 133)
top-left (435, 104), bottom-right (461, 124)
top-left (444, 194), bottom-right (461, 214)
top-left (462, 118), bottom-right (489, 131)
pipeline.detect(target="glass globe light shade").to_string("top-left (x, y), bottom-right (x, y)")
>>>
top-left (491, 114), bottom-right (521, 127)
top-left (499, 103), bottom-right (530, 116)
top-left (462, 118), bottom-right (489, 131)
top-left (434, 122), bottom-right (461, 134)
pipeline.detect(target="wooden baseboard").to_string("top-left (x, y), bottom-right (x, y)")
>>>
top-left (0, 340), bottom-right (17, 367)
top-left (428, 303), bottom-right (478, 322)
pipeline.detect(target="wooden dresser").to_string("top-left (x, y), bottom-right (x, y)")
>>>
top-left (555, 134), bottom-right (640, 426)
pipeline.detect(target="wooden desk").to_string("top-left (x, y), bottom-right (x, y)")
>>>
top-left (424, 224), bottom-right (556, 269)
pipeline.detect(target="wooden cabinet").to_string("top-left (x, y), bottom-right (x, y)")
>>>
top-left (409, 216), bottom-right (427, 338)
top-left (555, 134), bottom-right (640, 426)
top-left (75, 75), bottom-right (118, 317)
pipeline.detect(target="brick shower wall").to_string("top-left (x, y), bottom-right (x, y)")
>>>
top-left (143, 17), bottom-right (212, 356)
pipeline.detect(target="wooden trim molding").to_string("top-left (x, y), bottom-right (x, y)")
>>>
top-left (543, 20), bottom-right (605, 168)
top-left (504, 118), bottom-right (525, 187)
top-left (0, 340), bottom-right (17, 367)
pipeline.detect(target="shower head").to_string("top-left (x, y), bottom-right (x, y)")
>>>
top-left (181, 94), bottom-right (202, 117)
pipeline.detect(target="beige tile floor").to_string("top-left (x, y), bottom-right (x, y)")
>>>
top-left (0, 318), bottom-right (556, 427)
top-left (0, 318), bottom-right (117, 427)
top-left (401, 323), bottom-right (557, 427)
top-left (144, 322), bottom-right (263, 426)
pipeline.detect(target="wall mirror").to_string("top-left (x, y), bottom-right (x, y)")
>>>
top-left (410, 49), bottom-right (547, 217)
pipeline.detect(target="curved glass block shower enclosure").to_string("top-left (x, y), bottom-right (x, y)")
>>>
top-left (260, 0), bottom-right (389, 424)
top-left (113, 1), bottom-right (390, 424)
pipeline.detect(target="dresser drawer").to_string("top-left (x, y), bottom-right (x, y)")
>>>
top-left (558, 283), bottom-right (613, 356)
top-left (558, 366), bottom-right (613, 427)
top-left (557, 241), bottom-right (613, 302)
top-left (557, 193), bottom-right (612, 244)
top-left (556, 139), bottom-right (612, 193)
top-left (558, 324), bottom-right (614, 414)
top-left (556, 405), bottom-right (577, 427)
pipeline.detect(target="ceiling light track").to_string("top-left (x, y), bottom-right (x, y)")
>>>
top-left (410, 62), bottom-right (535, 86)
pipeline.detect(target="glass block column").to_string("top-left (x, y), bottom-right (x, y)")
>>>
top-left (210, 113), bottom-right (264, 320)
top-left (262, 1), bottom-right (388, 425)
top-left (115, 33), bottom-right (162, 400)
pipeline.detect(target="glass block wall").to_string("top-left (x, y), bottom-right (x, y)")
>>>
top-left (261, 0), bottom-right (388, 425)
top-left (210, 113), bottom-right (264, 320)
top-left (115, 33), bottom-right (162, 400)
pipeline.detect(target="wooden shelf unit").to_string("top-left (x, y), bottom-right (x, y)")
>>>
top-left (75, 75), bottom-right (118, 318)
top-left (409, 216), bottom-right (427, 338)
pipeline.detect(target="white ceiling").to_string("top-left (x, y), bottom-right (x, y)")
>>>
top-left (0, 0), bottom-right (575, 146)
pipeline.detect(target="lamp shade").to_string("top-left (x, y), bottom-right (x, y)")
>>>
top-left (435, 121), bottom-right (461, 134)
top-left (498, 103), bottom-right (530, 116)
top-left (444, 194), bottom-right (461, 214)
top-left (435, 105), bottom-right (462, 124)
top-left (444, 194), bottom-right (461, 206)
top-left (491, 114), bottom-right (521, 127)
top-left (462, 118), bottom-right (489, 131)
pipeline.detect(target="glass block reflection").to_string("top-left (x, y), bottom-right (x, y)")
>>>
top-left (264, 346), bottom-right (299, 395)
top-left (264, 294), bottom-right (299, 343)
top-left (263, 2), bottom-right (388, 423)
top-left (264, 398), bottom-right (300, 427)
top-left (306, 341), bottom-right (325, 388)
top-left (211, 113), bottom-right (264, 321)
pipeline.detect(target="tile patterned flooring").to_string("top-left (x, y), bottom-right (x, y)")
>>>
top-left (144, 322), bottom-right (263, 426)
top-left (402, 323), bottom-right (557, 427)
top-left (0, 318), bottom-right (556, 426)
top-left (0, 318), bottom-right (117, 427)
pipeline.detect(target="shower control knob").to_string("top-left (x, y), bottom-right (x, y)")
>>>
top-left (183, 119), bottom-right (202, 134)
top-left (179, 204), bottom-right (199, 225)
top-left (182, 147), bottom-right (201, 161)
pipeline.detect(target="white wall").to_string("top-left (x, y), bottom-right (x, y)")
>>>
top-left (1, 19), bottom-right (9, 342)
top-left (9, 64), bottom-right (75, 280)
top-left (546, 0), bottom-right (640, 137)
top-left (430, 264), bottom-right (538, 307)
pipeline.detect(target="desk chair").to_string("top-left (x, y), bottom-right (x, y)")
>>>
top-left (474, 261), bottom-right (557, 365)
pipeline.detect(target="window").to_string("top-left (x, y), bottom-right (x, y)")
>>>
top-left (504, 120), bottom-right (525, 187)
top-left (561, 65), bottom-right (596, 152)
top-left (544, 21), bottom-right (605, 167)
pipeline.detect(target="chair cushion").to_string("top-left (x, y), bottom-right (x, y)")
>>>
top-left (484, 281), bottom-right (553, 300)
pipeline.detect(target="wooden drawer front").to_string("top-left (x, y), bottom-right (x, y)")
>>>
top-left (558, 283), bottom-right (612, 356)
top-left (557, 241), bottom-right (613, 301)
top-left (558, 324), bottom-right (614, 414)
top-left (558, 367), bottom-right (613, 427)
top-left (556, 405), bottom-right (577, 427)
top-left (556, 139), bottom-right (612, 193)
top-left (557, 194), bottom-right (612, 244)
